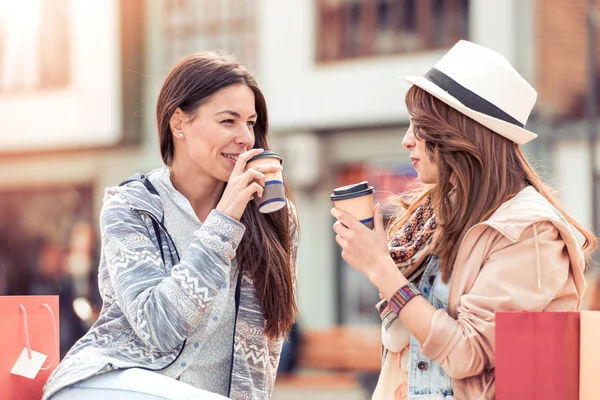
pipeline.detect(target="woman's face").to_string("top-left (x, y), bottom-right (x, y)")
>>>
top-left (175, 83), bottom-right (257, 182)
top-left (402, 121), bottom-right (439, 184)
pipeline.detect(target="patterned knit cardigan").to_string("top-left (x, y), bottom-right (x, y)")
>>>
top-left (43, 177), bottom-right (298, 400)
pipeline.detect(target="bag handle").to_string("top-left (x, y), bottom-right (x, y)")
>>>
top-left (19, 303), bottom-right (58, 370)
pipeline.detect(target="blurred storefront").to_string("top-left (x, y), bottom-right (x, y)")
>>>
top-left (0, 0), bottom-right (147, 352)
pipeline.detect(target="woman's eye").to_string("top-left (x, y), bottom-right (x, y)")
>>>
top-left (247, 121), bottom-right (256, 127)
top-left (221, 119), bottom-right (235, 124)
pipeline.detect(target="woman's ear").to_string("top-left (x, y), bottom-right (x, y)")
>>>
top-left (169, 108), bottom-right (185, 138)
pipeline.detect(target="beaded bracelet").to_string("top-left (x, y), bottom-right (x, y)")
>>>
top-left (388, 282), bottom-right (422, 314)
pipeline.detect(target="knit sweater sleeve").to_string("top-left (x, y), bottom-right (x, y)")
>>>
top-left (100, 192), bottom-right (245, 353)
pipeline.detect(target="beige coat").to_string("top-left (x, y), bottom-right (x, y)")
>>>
top-left (387, 186), bottom-right (587, 399)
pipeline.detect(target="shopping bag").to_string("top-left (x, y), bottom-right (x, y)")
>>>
top-left (0, 296), bottom-right (60, 400)
top-left (495, 311), bottom-right (579, 400)
top-left (580, 310), bottom-right (600, 400)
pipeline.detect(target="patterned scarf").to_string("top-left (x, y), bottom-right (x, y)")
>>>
top-left (388, 194), bottom-right (437, 282)
top-left (378, 194), bottom-right (436, 330)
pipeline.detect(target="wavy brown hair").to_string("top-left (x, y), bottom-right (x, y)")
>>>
top-left (156, 51), bottom-right (298, 339)
top-left (388, 85), bottom-right (597, 282)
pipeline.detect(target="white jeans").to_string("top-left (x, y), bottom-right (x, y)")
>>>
top-left (51, 368), bottom-right (230, 400)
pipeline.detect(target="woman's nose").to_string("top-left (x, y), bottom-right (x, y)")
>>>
top-left (402, 127), bottom-right (415, 150)
top-left (235, 124), bottom-right (255, 148)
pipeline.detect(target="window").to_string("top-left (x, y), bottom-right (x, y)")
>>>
top-left (316, 0), bottom-right (469, 62)
top-left (162, 0), bottom-right (258, 69)
top-left (0, 0), bottom-right (70, 92)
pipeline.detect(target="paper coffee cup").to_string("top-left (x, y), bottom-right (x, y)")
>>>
top-left (246, 151), bottom-right (287, 213)
top-left (330, 181), bottom-right (375, 229)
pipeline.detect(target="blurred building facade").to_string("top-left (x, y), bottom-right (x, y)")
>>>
top-left (534, 0), bottom-right (600, 241)
top-left (0, 0), bottom-right (598, 337)
top-left (0, 0), bottom-right (147, 346)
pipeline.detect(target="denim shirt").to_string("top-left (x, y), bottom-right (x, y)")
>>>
top-left (408, 255), bottom-right (453, 399)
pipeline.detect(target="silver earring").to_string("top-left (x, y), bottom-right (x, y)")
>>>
top-left (179, 132), bottom-right (184, 138)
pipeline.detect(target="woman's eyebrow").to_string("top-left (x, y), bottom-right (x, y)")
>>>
top-left (215, 110), bottom-right (257, 119)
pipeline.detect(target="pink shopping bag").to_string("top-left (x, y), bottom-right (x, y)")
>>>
top-left (0, 296), bottom-right (60, 400)
top-left (496, 311), bottom-right (579, 400)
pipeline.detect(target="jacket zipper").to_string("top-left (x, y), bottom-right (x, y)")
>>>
top-left (136, 209), bottom-right (186, 372)
top-left (227, 271), bottom-right (242, 397)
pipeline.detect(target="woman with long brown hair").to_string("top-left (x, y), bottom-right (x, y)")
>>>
top-left (331, 40), bottom-right (597, 399)
top-left (44, 51), bottom-right (298, 400)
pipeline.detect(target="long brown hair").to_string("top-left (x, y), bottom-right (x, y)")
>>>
top-left (156, 51), bottom-right (298, 339)
top-left (389, 85), bottom-right (597, 282)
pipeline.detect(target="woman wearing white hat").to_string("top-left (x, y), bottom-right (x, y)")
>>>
top-left (331, 40), bottom-right (597, 399)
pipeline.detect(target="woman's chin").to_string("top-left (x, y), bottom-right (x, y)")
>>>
top-left (219, 171), bottom-right (233, 183)
top-left (417, 174), bottom-right (435, 185)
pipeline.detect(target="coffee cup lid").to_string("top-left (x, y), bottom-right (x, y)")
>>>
top-left (248, 150), bottom-right (283, 164)
top-left (330, 181), bottom-right (374, 201)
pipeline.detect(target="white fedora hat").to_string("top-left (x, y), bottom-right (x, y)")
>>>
top-left (401, 40), bottom-right (538, 145)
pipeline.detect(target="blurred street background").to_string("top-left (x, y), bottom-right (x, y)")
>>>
top-left (0, 1), bottom-right (599, 399)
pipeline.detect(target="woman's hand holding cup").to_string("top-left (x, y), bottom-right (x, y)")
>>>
top-left (216, 148), bottom-right (283, 221)
top-left (331, 203), bottom-right (393, 282)
top-left (330, 182), bottom-right (397, 282)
